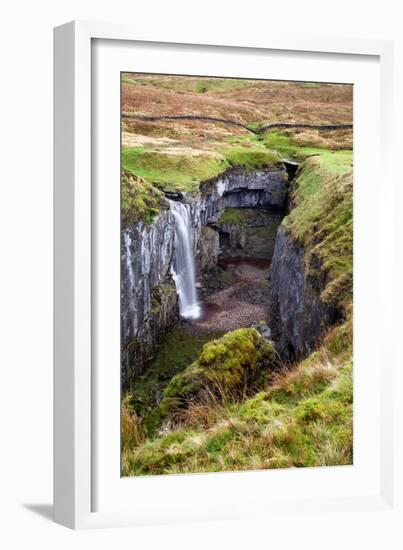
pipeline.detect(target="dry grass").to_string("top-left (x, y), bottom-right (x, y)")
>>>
top-left (290, 128), bottom-right (353, 150)
top-left (121, 75), bottom-right (352, 158)
top-left (122, 76), bottom-right (352, 126)
top-left (121, 396), bottom-right (144, 450)
top-left (121, 323), bottom-right (353, 476)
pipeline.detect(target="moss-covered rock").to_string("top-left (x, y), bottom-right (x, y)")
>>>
top-left (150, 282), bottom-right (177, 314)
top-left (127, 327), bottom-right (223, 420)
top-left (121, 168), bottom-right (169, 226)
top-left (158, 328), bottom-right (276, 417)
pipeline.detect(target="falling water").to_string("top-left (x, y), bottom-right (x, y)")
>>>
top-left (169, 200), bottom-right (201, 319)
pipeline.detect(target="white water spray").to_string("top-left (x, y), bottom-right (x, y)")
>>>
top-left (169, 200), bottom-right (201, 319)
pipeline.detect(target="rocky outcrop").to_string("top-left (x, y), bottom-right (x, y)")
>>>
top-left (198, 168), bottom-right (288, 226)
top-left (197, 226), bottom-right (219, 272)
top-left (121, 210), bottom-right (178, 381)
top-left (183, 167), bottom-right (289, 268)
top-left (121, 166), bottom-right (290, 386)
top-left (270, 227), bottom-right (342, 357)
top-left (216, 208), bottom-right (284, 259)
top-left (121, 210), bottom-right (176, 342)
top-left (156, 328), bottom-right (277, 421)
top-left (122, 280), bottom-right (179, 386)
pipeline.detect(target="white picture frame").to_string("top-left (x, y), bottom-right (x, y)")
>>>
top-left (54, 20), bottom-right (400, 532)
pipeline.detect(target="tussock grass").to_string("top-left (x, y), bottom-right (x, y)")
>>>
top-left (121, 396), bottom-right (144, 451)
top-left (122, 73), bottom-right (253, 94)
top-left (121, 322), bottom-right (353, 476)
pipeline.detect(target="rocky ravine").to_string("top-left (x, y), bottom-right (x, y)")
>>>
top-left (122, 158), bottom-right (348, 386)
top-left (121, 166), bottom-right (289, 384)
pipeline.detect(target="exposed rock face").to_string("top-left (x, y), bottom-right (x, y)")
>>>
top-left (121, 210), bottom-right (176, 342)
top-left (197, 226), bottom-right (219, 272)
top-left (122, 280), bottom-right (179, 386)
top-left (216, 208), bottom-right (284, 259)
top-left (195, 168), bottom-right (288, 265)
top-left (121, 210), bottom-right (178, 381)
top-left (198, 168), bottom-right (288, 225)
top-left (270, 227), bottom-right (342, 357)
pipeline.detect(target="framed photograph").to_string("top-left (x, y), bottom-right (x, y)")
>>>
top-left (54, 21), bottom-right (399, 531)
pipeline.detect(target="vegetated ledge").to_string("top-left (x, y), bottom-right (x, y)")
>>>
top-left (121, 169), bottom-right (169, 228)
top-left (121, 141), bottom-right (284, 194)
top-left (271, 154), bottom-right (353, 358)
top-left (284, 155), bottom-right (353, 307)
top-left (122, 112), bottom-right (352, 135)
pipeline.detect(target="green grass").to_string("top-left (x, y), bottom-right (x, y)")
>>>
top-left (224, 129), bottom-right (352, 174)
top-left (122, 142), bottom-right (283, 193)
top-left (262, 130), bottom-right (353, 173)
top-left (299, 82), bottom-right (322, 89)
top-left (121, 169), bottom-right (168, 226)
top-left (122, 146), bottom-right (228, 193)
top-left (121, 323), bottom-right (353, 475)
top-left (218, 208), bottom-right (248, 224)
top-left (283, 155), bottom-right (353, 307)
top-left (223, 145), bottom-right (283, 171)
top-left (224, 131), bottom-right (352, 173)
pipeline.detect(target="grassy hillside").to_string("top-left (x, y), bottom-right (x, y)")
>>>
top-left (122, 74), bottom-right (353, 129)
top-left (121, 74), bottom-right (352, 197)
top-left (122, 323), bottom-right (352, 475)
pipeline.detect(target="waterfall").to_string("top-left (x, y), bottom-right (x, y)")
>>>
top-left (169, 200), bottom-right (201, 319)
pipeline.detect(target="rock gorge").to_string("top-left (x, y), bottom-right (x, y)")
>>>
top-left (121, 165), bottom-right (289, 383)
top-left (121, 158), bottom-right (347, 386)
top-left (120, 75), bottom-right (353, 474)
